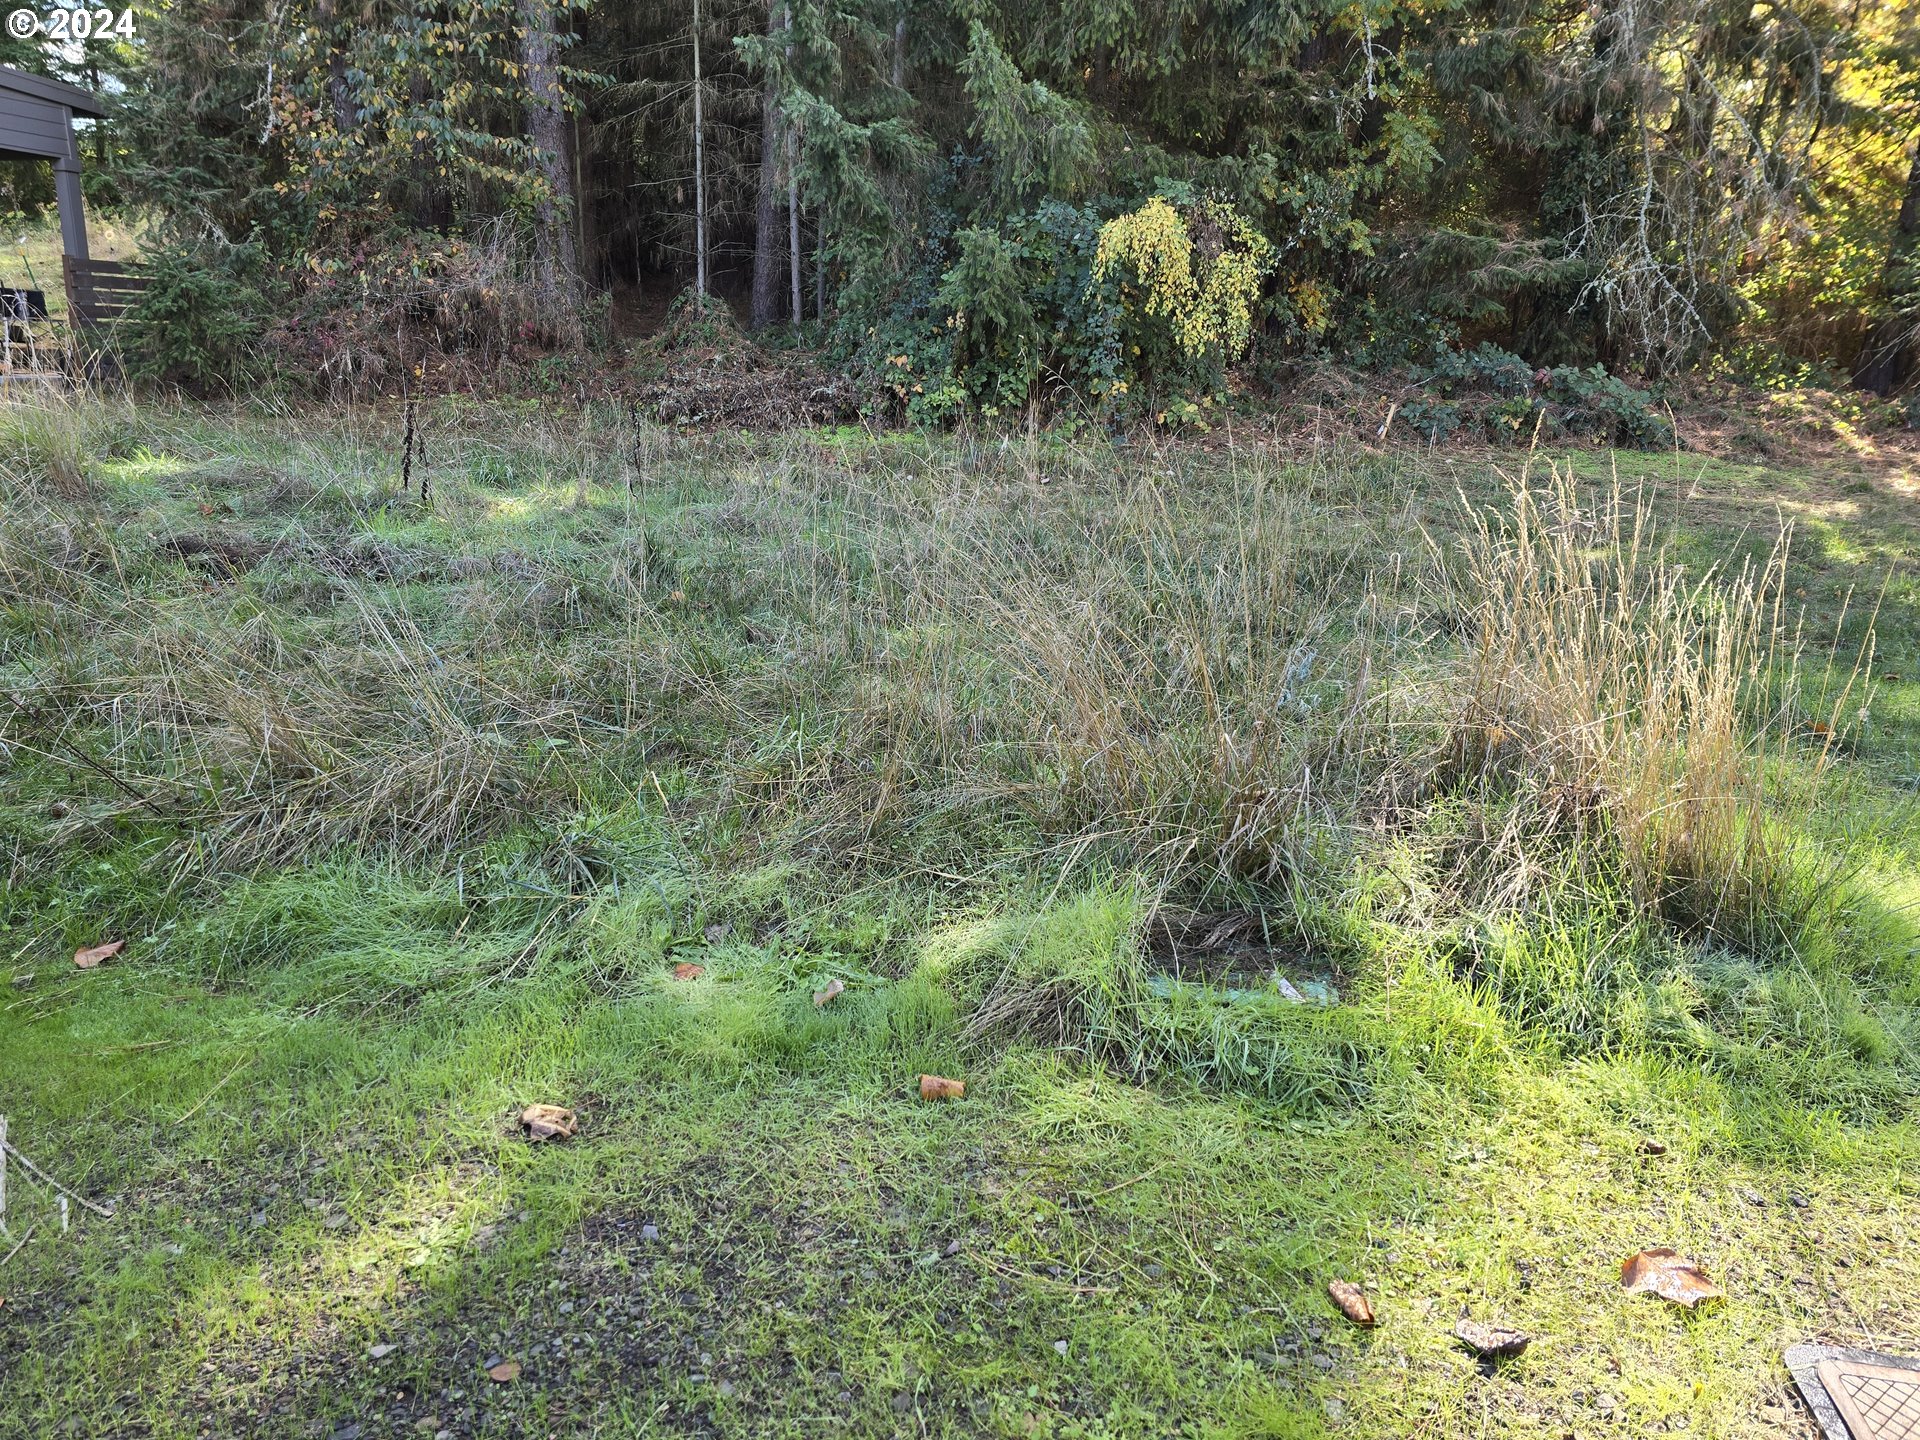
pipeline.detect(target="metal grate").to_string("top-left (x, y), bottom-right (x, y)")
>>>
top-left (1790, 1347), bottom-right (1920, 1440)
top-left (1821, 1361), bottom-right (1920, 1440)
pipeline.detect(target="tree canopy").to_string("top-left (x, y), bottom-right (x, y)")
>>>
top-left (14, 0), bottom-right (1919, 405)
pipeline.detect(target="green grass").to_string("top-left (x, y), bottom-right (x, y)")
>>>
top-left (1, 399), bottom-right (1916, 1438)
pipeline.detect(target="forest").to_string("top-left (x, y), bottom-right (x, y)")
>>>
top-left (2, 0), bottom-right (1918, 417)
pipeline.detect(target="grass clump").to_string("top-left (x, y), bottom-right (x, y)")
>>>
top-left (1438, 464), bottom-right (1870, 952)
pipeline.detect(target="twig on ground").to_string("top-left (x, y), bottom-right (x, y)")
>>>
top-left (1, 1223), bottom-right (34, 1269)
top-left (1088, 1160), bottom-right (1171, 1197)
top-left (1, 1139), bottom-right (114, 1218)
top-left (971, 1249), bottom-right (1116, 1295)
top-left (175, 1054), bottom-right (252, 1126)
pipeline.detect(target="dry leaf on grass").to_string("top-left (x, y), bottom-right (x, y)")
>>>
top-left (518, 1104), bottom-right (577, 1142)
top-left (1619, 1248), bottom-right (1723, 1308)
top-left (919, 1074), bottom-right (965, 1102)
top-left (1453, 1318), bottom-right (1529, 1358)
top-left (487, 1360), bottom-right (522, 1383)
top-left (671, 962), bottom-right (704, 981)
top-left (1327, 1279), bottom-right (1374, 1326)
top-left (73, 940), bottom-right (125, 970)
top-left (813, 978), bottom-right (845, 1007)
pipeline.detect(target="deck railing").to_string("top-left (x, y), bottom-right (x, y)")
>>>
top-left (63, 256), bottom-right (149, 329)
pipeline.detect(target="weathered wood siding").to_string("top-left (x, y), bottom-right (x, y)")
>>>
top-left (0, 88), bottom-right (70, 159)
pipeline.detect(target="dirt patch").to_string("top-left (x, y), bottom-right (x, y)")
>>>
top-left (141, 1159), bottom-right (1079, 1439)
top-left (1143, 907), bottom-right (1340, 998)
top-left (156, 531), bottom-right (277, 577)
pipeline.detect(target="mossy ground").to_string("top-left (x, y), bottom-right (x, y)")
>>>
top-left (1, 401), bottom-right (1916, 1439)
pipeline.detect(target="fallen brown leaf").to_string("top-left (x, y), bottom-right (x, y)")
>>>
top-left (73, 939), bottom-right (125, 970)
top-left (487, 1359), bottom-right (521, 1383)
top-left (813, 978), bottom-right (845, 1007)
top-left (1638, 1138), bottom-right (1668, 1156)
top-left (919, 1074), bottom-right (966, 1101)
top-left (518, 1104), bottom-right (577, 1142)
top-left (671, 962), bottom-right (704, 980)
top-left (1619, 1248), bottom-right (1723, 1308)
top-left (1453, 1318), bottom-right (1529, 1358)
top-left (1327, 1279), bottom-right (1374, 1326)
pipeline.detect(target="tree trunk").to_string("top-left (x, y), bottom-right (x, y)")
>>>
top-left (892, 11), bottom-right (906, 89)
top-left (520, 0), bottom-right (579, 289)
top-left (406, 68), bottom-right (446, 229)
top-left (749, 1), bottom-right (782, 328)
top-left (315, 0), bottom-right (356, 135)
top-left (1855, 147), bottom-right (1920, 395)
top-left (692, 0), bottom-right (708, 298)
top-left (786, 7), bottom-right (801, 327)
top-left (86, 57), bottom-right (107, 164)
top-left (815, 215), bottom-right (826, 322)
top-left (788, 130), bottom-right (801, 325)
top-left (574, 112), bottom-right (594, 287)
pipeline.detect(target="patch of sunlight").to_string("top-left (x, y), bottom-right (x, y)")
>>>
top-left (481, 487), bottom-right (587, 521)
top-left (98, 449), bottom-right (189, 485)
top-left (913, 913), bottom-right (1020, 983)
top-left (181, 1156), bottom-right (515, 1348)
top-left (1786, 496), bottom-right (1866, 525)
top-left (1860, 862), bottom-right (1920, 926)
top-left (1803, 519), bottom-right (1898, 568)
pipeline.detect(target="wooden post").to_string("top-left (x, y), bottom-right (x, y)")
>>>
top-left (54, 117), bottom-right (89, 263)
top-left (55, 110), bottom-right (90, 331)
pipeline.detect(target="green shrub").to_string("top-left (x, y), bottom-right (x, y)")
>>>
top-left (863, 192), bottom-right (1270, 425)
top-left (1410, 343), bottom-right (1674, 448)
top-left (119, 241), bottom-right (269, 392)
top-left (1542, 364), bottom-right (1674, 447)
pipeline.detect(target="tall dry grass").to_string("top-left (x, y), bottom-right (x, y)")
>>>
top-left (1435, 462), bottom-right (1870, 945)
top-left (1, 401), bottom-right (1867, 963)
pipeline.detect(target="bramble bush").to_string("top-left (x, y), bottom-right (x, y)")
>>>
top-left (1404, 343), bottom-right (1673, 448)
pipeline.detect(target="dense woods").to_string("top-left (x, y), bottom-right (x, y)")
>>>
top-left (3, 0), bottom-right (1918, 412)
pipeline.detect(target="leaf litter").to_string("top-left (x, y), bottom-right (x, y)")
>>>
top-left (918, 1075), bottom-right (965, 1101)
top-left (518, 1105), bottom-right (578, 1142)
top-left (1327, 1279), bottom-right (1374, 1326)
top-left (1453, 1318), bottom-right (1530, 1358)
top-left (73, 940), bottom-right (125, 970)
top-left (1619, 1248), bottom-right (1724, 1308)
